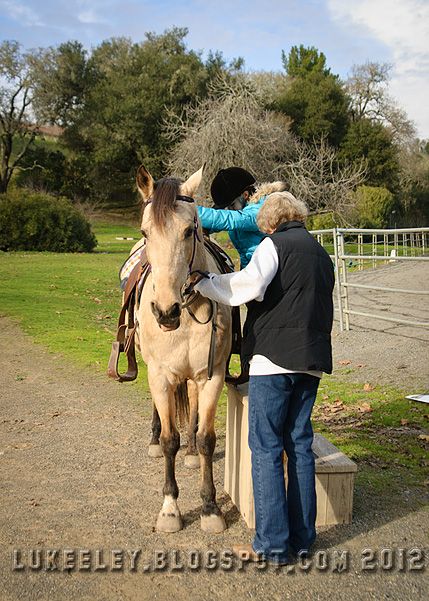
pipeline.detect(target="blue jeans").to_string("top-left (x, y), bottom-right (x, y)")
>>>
top-left (248, 373), bottom-right (320, 563)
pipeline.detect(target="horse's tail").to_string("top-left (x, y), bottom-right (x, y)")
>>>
top-left (175, 381), bottom-right (189, 428)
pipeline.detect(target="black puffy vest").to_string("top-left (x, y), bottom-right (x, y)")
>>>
top-left (241, 221), bottom-right (334, 373)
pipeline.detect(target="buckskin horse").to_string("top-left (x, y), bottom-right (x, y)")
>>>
top-left (133, 165), bottom-right (232, 533)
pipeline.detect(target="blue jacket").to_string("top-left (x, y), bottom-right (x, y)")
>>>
top-left (197, 198), bottom-right (266, 268)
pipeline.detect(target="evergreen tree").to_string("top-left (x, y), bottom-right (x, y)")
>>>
top-left (339, 119), bottom-right (399, 191)
top-left (274, 45), bottom-right (349, 147)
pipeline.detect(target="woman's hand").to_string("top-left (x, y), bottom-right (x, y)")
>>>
top-left (188, 271), bottom-right (209, 286)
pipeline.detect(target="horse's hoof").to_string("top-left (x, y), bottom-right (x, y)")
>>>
top-left (156, 512), bottom-right (183, 533)
top-left (184, 454), bottom-right (200, 469)
top-left (148, 444), bottom-right (163, 458)
top-left (200, 513), bottom-right (226, 533)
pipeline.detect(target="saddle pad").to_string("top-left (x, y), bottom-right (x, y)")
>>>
top-left (119, 244), bottom-right (146, 290)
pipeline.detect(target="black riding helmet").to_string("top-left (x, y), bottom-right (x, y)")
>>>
top-left (210, 167), bottom-right (256, 209)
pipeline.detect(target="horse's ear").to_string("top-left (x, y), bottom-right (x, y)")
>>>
top-left (181, 164), bottom-right (205, 198)
top-left (136, 164), bottom-right (154, 201)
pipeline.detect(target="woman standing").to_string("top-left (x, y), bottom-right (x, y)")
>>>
top-left (192, 191), bottom-right (335, 565)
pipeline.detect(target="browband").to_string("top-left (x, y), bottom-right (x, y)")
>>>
top-left (146, 195), bottom-right (195, 204)
top-left (175, 195), bottom-right (195, 203)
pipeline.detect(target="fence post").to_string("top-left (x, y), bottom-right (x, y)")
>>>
top-left (338, 230), bottom-right (350, 330)
top-left (358, 233), bottom-right (363, 270)
top-left (333, 228), bottom-right (344, 332)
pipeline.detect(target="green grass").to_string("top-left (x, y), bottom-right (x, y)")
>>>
top-left (92, 222), bottom-right (142, 254)
top-left (313, 378), bottom-right (429, 493)
top-left (0, 221), bottom-right (144, 380)
top-left (0, 221), bottom-right (428, 499)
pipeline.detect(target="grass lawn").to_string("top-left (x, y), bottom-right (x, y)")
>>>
top-left (0, 221), bottom-right (428, 502)
top-left (0, 221), bottom-right (145, 385)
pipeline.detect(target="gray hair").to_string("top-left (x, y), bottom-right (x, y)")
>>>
top-left (257, 191), bottom-right (309, 233)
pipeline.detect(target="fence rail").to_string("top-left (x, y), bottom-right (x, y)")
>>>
top-left (309, 227), bottom-right (429, 331)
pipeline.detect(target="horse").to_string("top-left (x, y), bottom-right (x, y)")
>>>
top-left (135, 164), bottom-right (232, 534)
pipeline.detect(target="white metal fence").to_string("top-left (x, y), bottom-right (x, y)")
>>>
top-left (310, 227), bottom-right (429, 331)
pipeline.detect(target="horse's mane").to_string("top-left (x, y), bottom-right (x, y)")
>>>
top-left (151, 177), bottom-right (183, 229)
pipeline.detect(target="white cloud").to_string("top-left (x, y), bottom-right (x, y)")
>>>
top-left (75, 0), bottom-right (110, 25)
top-left (327, 0), bottom-right (429, 138)
top-left (77, 10), bottom-right (104, 25)
top-left (0, 0), bottom-right (44, 26)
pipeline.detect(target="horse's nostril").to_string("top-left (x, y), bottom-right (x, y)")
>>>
top-left (168, 303), bottom-right (181, 319)
top-left (151, 301), bottom-right (181, 323)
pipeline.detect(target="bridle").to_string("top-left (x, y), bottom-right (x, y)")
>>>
top-left (145, 193), bottom-right (203, 305)
top-left (144, 193), bottom-right (218, 379)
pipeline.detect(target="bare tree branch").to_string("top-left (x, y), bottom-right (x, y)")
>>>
top-left (346, 61), bottom-right (416, 145)
top-left (164, 77), bottom-right (366, 217)
top-left (0, 41), bottom-right (37, 192)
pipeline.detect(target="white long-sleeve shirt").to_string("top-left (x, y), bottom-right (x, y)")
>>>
top-left (195, 237), bottom-right (322, 378)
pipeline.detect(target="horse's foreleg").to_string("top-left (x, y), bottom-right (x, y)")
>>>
top-left (196, 372), bottom-right (226, 533)
top-left (148, 404), bottom-right (163, 458)
top-left (184, 379), bottom-right (199, 469)
top-left (148, 367), bottom-right (182, 533)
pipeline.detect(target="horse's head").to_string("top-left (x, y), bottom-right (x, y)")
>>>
top-left (137, 164), bottom-right (204, 331)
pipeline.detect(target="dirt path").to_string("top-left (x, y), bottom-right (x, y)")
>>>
top-left (0, 317), bottom-right (428, 601)
top-left (332, 261), bottom-right (429, 390)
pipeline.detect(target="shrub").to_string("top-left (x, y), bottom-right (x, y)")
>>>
top-left (307, 212), bottom-right (338, 231)
top-left (352, 185), bottom-right (396, 228)
top-left (0, 189), bottom-right (97, 252)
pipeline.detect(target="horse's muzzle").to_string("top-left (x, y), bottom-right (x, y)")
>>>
top-left (151, 301), bottom-right (181, 331)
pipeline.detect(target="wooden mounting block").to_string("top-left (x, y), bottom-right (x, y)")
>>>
top-left (224, 384), bottom-right (357, 528)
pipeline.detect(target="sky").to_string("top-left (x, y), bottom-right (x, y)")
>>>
top-left (1, 0), bottom-right (428, 138)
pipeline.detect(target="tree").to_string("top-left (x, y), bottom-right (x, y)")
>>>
top-left (339, 118), bottom-right (400, 190)
top-left (32, 29), bottom-right (238, 204)
top-left (84, 30), bottom-right (211, 202)
top-left (277, 136), bottom-right (366, 219)
top-left (397, 140), bottom-right (429, 225)
top-left (166, 77), bottom-right (365, 216)
top-left (30, 41), bottom-right (92, 128)
top-left (274, 46), bottom-right (349, 147)
top-left (247, 70), bottom-right (289, 105)
top-left (352, 185), bottom-right (396, 228)
top-left (282, 45), bottom-right (330, 77)
top-left (346, 61), bottom-right (416, 144)
top-left (165, 75), bottom-right (295, 199)
top-left (0, 41), bottom-right (36, 193)
top-left (14, 141), bottom-right (67, 193)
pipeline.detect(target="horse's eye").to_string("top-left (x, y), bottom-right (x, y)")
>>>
top-left (141, 229), bottom-right (147, 238)
top-left (184, 227), bottom-right (194, 239)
